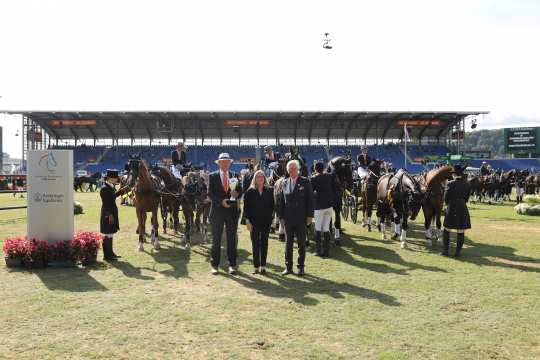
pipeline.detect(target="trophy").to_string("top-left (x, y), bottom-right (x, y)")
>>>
top-left (227, 178), bottom-right (239, 205)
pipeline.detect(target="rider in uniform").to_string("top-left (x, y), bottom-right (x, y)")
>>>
top-left (171, 142), bottom-right (187, 178)
top-left (516, 169), bottom-right (527, 203)
top-left (480, 161), bottom-right (490, 177)
top-left (100, 169), bottom-right (128, 261)
top-left (442, 164), bottom-right (471, 258)
top-left (356, 146), bottom-right (371, 178)
top-left (264, 146), bottom-right (281, 168)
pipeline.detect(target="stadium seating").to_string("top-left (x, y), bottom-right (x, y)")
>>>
top-left (54, 144), bottom-right (539, 174)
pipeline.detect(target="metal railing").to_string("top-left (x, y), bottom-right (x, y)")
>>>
top-left (0, 189), bottom-right (27, 210)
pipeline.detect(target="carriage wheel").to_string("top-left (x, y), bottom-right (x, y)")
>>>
top-left (351, 196), bottom-right (358, 224)
top-left (342, 195), bottom-right (350, 221)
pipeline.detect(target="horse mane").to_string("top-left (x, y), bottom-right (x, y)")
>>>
top-left (137, 161), bottom-right (154, 189)
top-left (426, 166), bottom-right (453, 188)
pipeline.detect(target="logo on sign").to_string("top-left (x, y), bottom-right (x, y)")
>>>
top-left (34, 192), bottom-right (42, 202)
top-left (38, 152), bottom-right (58, 172)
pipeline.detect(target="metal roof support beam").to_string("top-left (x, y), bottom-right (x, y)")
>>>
top-left (361, 114), bottom-right (375, 143)
top-left (381, 112), bottom-right (410, 143)
top-left (274, 113), bottom-right (281, 145)
top-left (345, 113), bottom-right (362, 144)
top-left (131, 113), bottom-right (153, 145)
top-left (173, 113), bottom-right (186, 143)
top-left (326, 112), bottom-right (343, 142)
top-left (116, 115), bottom-right (135, 143)
top-left (294, 113), bottom-right (303, 146)
top-left (194, 112), bottom-right (205, 143)
top-left (100, 118), bottom-right (117, 141)
top-left (307, 112), bottom-right (320, 145)
top-left (86, 125), bottom-right (98, 144)
top-left (255, 112), bottom-right (260, 146)
top-left (211, 112), bottom-right (222, 144)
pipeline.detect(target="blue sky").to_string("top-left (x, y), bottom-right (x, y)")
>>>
top-left (1, 0), bottom-right (539, 158)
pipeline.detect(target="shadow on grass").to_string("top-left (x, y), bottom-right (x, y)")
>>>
top-left (457, 236), bottom-right (540, 273)
top-left (335, 224), bottom-right (447, 274)
top-left (190, 234), bottom-right (249, 270)
top-left (143, 235), bottom-right (191, 278)
top-left (109, 260), bottom-right (156, 280)
top-left (34, 265), bottom-right (108, 292)
top-left (228, 263), bottom-right (400, 307)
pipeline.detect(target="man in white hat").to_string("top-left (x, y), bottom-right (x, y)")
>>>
top-left (208, 153), bottom-right (242, 275)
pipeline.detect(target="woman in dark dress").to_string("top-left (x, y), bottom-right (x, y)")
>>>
top-left (100, 169), bottom-right (128, 261)
top-left (243, 170), bottom-right (275, 274)
top-left (442, 164), bottom-right (471, 257)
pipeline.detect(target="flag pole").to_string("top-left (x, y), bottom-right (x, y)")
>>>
top-left (404, 123), bottom-right (407, 170)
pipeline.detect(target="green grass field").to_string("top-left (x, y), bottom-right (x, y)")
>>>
top-left (1, 192), bottom-right (539, 360)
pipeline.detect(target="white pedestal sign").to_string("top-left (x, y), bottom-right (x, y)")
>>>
top-left (27, 150), bottom-right (74, 243)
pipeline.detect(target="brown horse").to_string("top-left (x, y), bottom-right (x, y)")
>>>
top-left (151, 165), bottom-right (183, 235)
top-left (415, 166), bottom-right (453, 246)
top-left (194, 175), bottom-right (211, 242)
top-left (361, 159), bottom-right (383, 232)
top-left (132, 160), bottom-right (162, 251)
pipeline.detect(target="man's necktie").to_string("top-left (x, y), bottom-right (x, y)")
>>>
top-left (223, 172), bottom-right (229, 192)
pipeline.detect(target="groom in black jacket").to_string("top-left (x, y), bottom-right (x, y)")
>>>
top-left (208, 153), bottom-right (242, 275)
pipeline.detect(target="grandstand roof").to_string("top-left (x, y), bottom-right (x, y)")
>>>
top-left (3, 111), bottom-right (487, 142)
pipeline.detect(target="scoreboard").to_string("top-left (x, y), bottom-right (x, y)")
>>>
top-left (504, 127), bottom-right (539, 153)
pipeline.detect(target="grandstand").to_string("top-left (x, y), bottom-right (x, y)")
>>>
top-left (53, 144), bottom-right (454, 174)
top-left (8, 110), bottom-right (538, 174)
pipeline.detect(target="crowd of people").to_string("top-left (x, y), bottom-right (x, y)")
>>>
top-left (99, 143), bottom-right (479, 275)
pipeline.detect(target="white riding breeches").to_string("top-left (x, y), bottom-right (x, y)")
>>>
top-left (357, 166), bottom-right (368, 180)
top-left (314, 207), bottom-right (333, 232)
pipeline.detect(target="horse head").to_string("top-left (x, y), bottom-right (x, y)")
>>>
top-left (329, 156), bottom-right (353, 189)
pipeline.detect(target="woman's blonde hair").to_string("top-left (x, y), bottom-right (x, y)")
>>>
top-left (249, 170), bottom-right (268, 190)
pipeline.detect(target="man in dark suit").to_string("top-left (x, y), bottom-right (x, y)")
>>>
top-left (208, 153), bottom-right (243, 275)
top-left (276, 160), bottom-right (314, 276)
top-left (171, 142), bottom-right (187, 166)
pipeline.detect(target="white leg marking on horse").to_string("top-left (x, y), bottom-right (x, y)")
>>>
top-left (400, 229), bottom-right (407, 248)
top-left (138, 242), bottom-right (144, 251)
top-left (380, 223), bottom-right (386, 240)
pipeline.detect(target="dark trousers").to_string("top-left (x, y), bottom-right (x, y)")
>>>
top-left (334, 207), bottom-right (342, 230)
top-left (250, 225), bottom-right (270, 268)
top-left (285, 221), bottom-right (307, 270)
top-left (211, 209), bottom-right (239, 267)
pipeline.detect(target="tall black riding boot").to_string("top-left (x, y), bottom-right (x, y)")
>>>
top-left (102, 237), bottom-right (112, 260)
top-left (315, 231), bottom-right (322, 256)
top-left (323, 232), bottom-right (331, 258)
top-left (103, 237), bottom-right (117, 261)
top-left (441, 229), bottom-right (450, 256)
top-left (455, 233), bottom-right (465, 258)
top-left (110, 237), bottom-right (120, 259)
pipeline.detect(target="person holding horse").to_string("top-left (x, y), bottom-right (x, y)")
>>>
top-left (310, 161), bottom-right (337, 257)
top-left (208, 153), bottom-right (242, 275)
top-left (100, 169), bottom-right (129, 261)
top-left (276, 160), bottom-right (314, 276)
top-left (442, 164), bottom-right (471, 258)
top-left (243, 170), bottom-right (275, 275)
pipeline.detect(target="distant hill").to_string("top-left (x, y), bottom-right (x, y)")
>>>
top-left (463, 129), bottom-right (505, 158)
